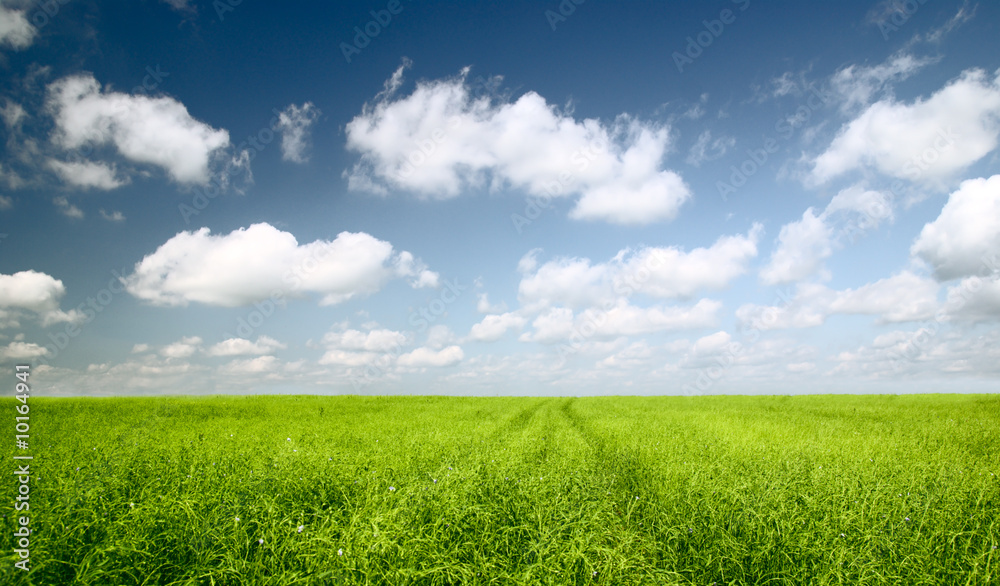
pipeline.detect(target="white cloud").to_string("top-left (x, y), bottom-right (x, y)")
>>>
top-left (206, 335), bottom-right (286, 357)
top-left (760, 208), bottom-right (832, 285)
top-left (0, 2), bottom-right (35, 50)
top-left (518, 225), bottom-right (762, 310)
top-left (46, 74), bottom-right (232, 185)
top-left (160, 336), bottom-right (202, 359)
top-left (53, 196), bottom-right (83, 219)
top-left (738, 271), bottom-right (939, 330)
top-left (468, 312), bottom-right (526, 342)
top-left (944, 275), bottom-right (1000, 322)
top-left (276, 102), bottom-right (321, 163)
top-left (322, 328), bottom-right (406, 352)
top-left (911, 174), bottom-right (1000, 281)
top-left (397, 345), bottom-right (463, 367)
top-left (810, 69), bottom-right (1000, 186)
top-left (830, 53), bottom-right (935, 113)
top-left (761, 185), bottom-right (894, 285)
top-left (218, 356), bottom-right (281, 376)
top-left (521, 299), bottom-right (720, 343)
top-left (594, 299), bottom-right (720, 337)
top-left (344, 63), bottom-right (691, 225)
top-left (318, 326), bottom-right (407, 367)
top-left (131, 343), bottom-right (151, 353)
top-left (0, 195), bottom-right (12, 210)
top-left (476, 293), bottom-right (507, 314)
top-left (125, 223), bottom-right (438, 307)
top-left (0, 270), bottom-right (83, 327)
top-left (47, 159), bottom-right (129, 190)
top-left (425, 324), bottom-right (457, 350)
top-left (0, 341), bottom-right (49, 361)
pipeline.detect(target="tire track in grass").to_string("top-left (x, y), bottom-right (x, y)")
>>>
top-left (559, 398), bottom-right (697, 582)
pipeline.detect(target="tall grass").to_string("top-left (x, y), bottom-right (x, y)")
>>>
top-left (1, 394), bottom-right (997, 584)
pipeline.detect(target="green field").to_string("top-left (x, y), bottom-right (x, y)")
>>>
top-left (2, 394), bottom-right (998, 585)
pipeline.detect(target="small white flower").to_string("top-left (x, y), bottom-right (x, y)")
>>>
top-left (258, 538), bottom-right (264, 545)
top-left (389, 486), bottom-right (395, 492)
top-left (235, 517), bottom-right (240, 522)
top-left (297, 525), bottom-right (304, 533)
top-left (338, 548), bottom-right (343, 556)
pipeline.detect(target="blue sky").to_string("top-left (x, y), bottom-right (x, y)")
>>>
top-left (1, 0), bottom-right (999, 396)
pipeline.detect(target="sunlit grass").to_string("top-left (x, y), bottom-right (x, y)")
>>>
top-left (2, 394), bottom-right (997, 585)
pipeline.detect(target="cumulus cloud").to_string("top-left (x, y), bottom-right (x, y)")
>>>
top-left (47, 159), bottom-right (129, 190)
top-left (911, 174), bottom-right (1000, 281)
top-left (218, 356), bottom-right (281, 376)
top-left (46, 73), bottom-right (232, 185)
top-left (397, 345), bottom-right (463, 367)
top-left (809, 69), bottom-right (1000, 186)
top-left (518, 225), bottom-right (762, 311)
top-left (318, 327), bottom-right (406, 366)
top-left (0, 270), bottom-right (83, 327)
top-left (942, 275), bottom-right (1000, 322)
top-left (760, 208), bottom-right (832, 285)
top-left (467, 312), bottom-right (526, 342)
top-left (322, 328), bottom-right (406, 352)
top-left (520, 299), bottom-right (720, 343)
top-left (124, 223), bottom-right (438, 307)
top-left (276, 102), bottom-right (321, 163)
top-left (760, 185), bottom-right (894, 285)
top-left (344, 63), bottom-right (691, 225)
top-left (0, 2), bottom-right (35, 50)
top-left (160, 336), bottom-right (202, 359)
top-left (206, 335), bottom-right (286, 357)
top-left (476, 293), bottom-right (507, 314)
top-left (0, 341), bottom-right (49, 361)
top-left (738, 271), bottom-right (939, 330)
top-left (0, 195), bottom-right (12, 210)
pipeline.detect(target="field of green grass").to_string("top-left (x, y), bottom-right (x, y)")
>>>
top-left (2, 394), bottom-right (998, 585)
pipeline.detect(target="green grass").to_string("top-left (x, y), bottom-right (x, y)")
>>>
top-left (2, 394), bottom-right (998, 585)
